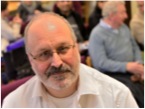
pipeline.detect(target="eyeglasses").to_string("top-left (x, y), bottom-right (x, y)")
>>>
top-left (29, 44), bottom-right (75, 62)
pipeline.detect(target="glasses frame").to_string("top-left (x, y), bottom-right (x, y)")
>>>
top-left (29, 44), bottom-right (76, 62)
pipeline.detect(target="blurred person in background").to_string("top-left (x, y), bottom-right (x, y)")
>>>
top-left (1, 1), bottom-right (22, 53)
top-left (88, 1), bottom-right (106, 35)
top-left (130, 1), bottom-right (144, 51)
top-left (73, 1), bottom-right (83, 18)
top-left (54, 1), bottom-right (88, 52)
top-left (18, 1), bottom-right (47, 23)
top-left (18, 1), bottom-right (48, 35)
top-left (88, 1), bottom-right (144, 107)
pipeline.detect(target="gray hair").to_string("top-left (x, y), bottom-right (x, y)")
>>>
top-left (102, 1), bottom-right (125, 18)
top-left (24, 12), bottom-right (77, 52)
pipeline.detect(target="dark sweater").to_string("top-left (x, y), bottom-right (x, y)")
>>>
top-left (54, 7), bottom-right (88, 41)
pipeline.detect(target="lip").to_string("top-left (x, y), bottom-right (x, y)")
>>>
top-left (51, 72), bottom-right (65, 75)
top-left (47, 72), bottom-right (66, 77)
top-left (46, 69), bottom-right (72, 78)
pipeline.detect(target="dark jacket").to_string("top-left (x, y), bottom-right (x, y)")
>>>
top-left (18, 2), bottom-right (46, 22)
top-left (54, 6), bottom-right (88, 41)
top-left (88, 6), bottom-right (102, 35)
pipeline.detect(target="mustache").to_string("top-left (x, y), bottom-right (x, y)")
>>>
top-left (45, 64), bottom-right (72, 77)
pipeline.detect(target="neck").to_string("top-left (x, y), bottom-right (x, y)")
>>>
top-left (46, 78), bottom-right (78, 98)
top-left (103, 18), bottom-right (120, 29)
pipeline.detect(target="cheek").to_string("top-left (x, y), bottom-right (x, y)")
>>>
top-left (115, 16), bottom-right (122, 24)
top-left (31, 61), bottom-right (49, 75)
top-left (63, 49), bottom-right (80, 68)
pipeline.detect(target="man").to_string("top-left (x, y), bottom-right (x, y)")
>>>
top-left (54, 1), bottom-right (87, 42)
top-left (1, 1), bottom-right (22, 80)
top-left (1, 1), bottom-right (22, 52)
top-left (130, 1), bottom-right (144, 51)
top-left (88, 1), bottom-right (106, 35)
top-left (88, 1), bottom-right (144, 107)
top-left (18, 1), bottom-right (46, 22)
top-left (54, 1), bottom-right (89, 53)
top-left (2, 12), bottom-right (138, 108)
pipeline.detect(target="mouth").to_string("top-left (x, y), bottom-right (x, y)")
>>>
top-left (51, 72), bottom-right (65, 75)
top-left (46, 71), bottom-right (70, 78)
top-left (47, 71), bottom-right (69, 81)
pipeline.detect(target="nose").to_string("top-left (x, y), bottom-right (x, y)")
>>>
top-left (50, 52), bottom-right (63, 68)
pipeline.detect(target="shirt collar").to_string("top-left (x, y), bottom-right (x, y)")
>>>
top-left (31, 76), bottom-right (48, 98)
top-left (78, 64), bottom-right (100, 96)
top-left (31, 64), bottom-right (101, 103)
top-left (100, 19), bottom-right (119, 34)
top-left (100, 19), bottom-right (112, 29)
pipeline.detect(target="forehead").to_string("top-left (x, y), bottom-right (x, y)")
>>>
top-left (114, 4), bottom-right (126, 14)
top-left (117, 4), bottom-right (125, 10)
top-left (27, 14), bottom-right (73, 50)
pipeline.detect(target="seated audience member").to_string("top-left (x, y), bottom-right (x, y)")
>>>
top-left (54, 1), bottom-right (88, 51)
top-left (88, 1), bottom-right (144, 108)
top-left (18, 1), bottom-right (46, 23)
top-left (2, 12), bottom-right (138, 108)
top-left (18, 1), bottom-right (48, 35)
top-left (1, 1), bottom-right (22, 52)
top-left (88, 1), bottom-right (106, 35)
top-left (130, 1), bottom-right (144, 51)
top-left (72, 1), bottom-right (83, 18)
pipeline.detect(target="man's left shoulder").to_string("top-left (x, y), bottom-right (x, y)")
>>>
top-left (80, 64), bottom-right (129, 90)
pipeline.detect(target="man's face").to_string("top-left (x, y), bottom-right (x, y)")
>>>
top-left (56, 1), bottom-right (73, 13)
top-left (27, 18), bottom-right (80, 90)
top-left (112, 4), bottom-right (128, 27)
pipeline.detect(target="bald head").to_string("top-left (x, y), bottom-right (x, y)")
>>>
top-left (24, 12), bottom-right (76, 52)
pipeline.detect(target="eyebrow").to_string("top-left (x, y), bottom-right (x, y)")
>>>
top-left (57, 42), bottom-right (71, 47)
top-left (36, 42), bottom-right (72, 53)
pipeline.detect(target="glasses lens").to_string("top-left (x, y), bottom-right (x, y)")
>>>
top-left (32, 44), bottom-right (75, 62)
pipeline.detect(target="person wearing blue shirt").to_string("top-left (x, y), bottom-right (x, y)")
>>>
top-left (88, 1), bottom-right (144, 108)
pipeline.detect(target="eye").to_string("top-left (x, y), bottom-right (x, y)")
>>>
top-left (39, 51), bottom-right (51, 59)
top-left (57, 46), bottom-right (70, 54)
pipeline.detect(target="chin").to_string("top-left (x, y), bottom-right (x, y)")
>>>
top-left (55, 82), bottom-right (71, 90)
top-left (45, 73), bottom-right (76, 90)
top-left (49, 78), bottom-right (73, 90)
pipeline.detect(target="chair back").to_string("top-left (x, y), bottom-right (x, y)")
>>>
top-left (1, 76), bottom-right (32, 106)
